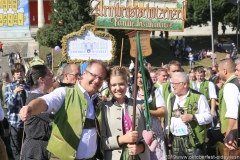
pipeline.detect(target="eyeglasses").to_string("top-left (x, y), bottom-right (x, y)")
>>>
top-left (85, 70), bottom-right (104, 81)
top-left (171, 82), bottom-right (183, 86)
top-left (68, 73), bottom-right (80, 77)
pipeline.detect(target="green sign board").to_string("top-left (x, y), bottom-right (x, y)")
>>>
top-left (90, 0), bottom-right (187, 31)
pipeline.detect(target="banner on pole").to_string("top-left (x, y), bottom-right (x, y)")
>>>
top-left (89, 0), bottom-right (187, 31)
top-left (126, 30), bottom-right (152, 58)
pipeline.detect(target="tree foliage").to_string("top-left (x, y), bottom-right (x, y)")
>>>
top-left (37, 0), bottom-right (93, 48)
top-left (185, 0), bottom-right (238, 39)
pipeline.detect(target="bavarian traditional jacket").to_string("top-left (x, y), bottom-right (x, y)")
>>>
top-left (47, 85), bottom-right (103, 160)
top-left (219, 76), bottom-right (240, 134)
top-left (101, 98), bottom-right (150, 160)
top-left (167, 89), bottom-right (207, 147)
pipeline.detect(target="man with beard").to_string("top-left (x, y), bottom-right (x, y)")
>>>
top-left (218, 59), bottom-right (240, 159)
top-left (19, 60), bottom-right (106, 160)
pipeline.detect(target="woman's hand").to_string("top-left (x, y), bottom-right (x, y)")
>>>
top-left (127, 143), bottom-right (145, 155)
top-left (118, 128), bottom-right (138, 144)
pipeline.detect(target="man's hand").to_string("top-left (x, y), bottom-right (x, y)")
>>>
top-left (19, 106), bottom-right (33, 122)
top-left (180, 113), bottom-right (193, 123)
top-left (224, 130), bottom-right (238, 150)
top-left (14, 84), bottom-right (24, 94)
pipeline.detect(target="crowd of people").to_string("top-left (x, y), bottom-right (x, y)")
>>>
top-left (0, 52), bottom-right (239, 160)
top-left (169, 37), bottom-right (217, 67)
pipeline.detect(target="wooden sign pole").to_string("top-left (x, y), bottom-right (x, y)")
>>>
top-left (130, 31), bottom-right (139, 160)
top-left (120, 38), bottom-right (124, 67)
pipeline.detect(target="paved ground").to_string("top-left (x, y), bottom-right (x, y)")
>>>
top-left (0, 42), bottom-right (28, 79)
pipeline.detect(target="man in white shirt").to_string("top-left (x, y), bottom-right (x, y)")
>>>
top-left (19, 60), bottom-right (106, 160)
top-left (220, 59), bottom-right (240, 158)
top-left (154, 68), bottom-right (168, 93)
top-left (165, 72), bottom-right (212, 159)
top-left (193, 67), bottom-right (217, 117)
top-left (185, 45), bottom-right (192, 53)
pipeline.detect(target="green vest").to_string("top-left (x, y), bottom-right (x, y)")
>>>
top-left (47, 84), bottom-right (102, 160)
top-left (194, 80), bottom-right (209, 100)
top-left (219, 76), bottom-right (238, 134)
top-left (154, 82), bottom-right (160, 88)
top-left (189, 81), bottom-right (195, 90)
top-left (167, 89), bottom-right (207, 147)
top-left (149, 96), bottom-right (157, 110)
top-left (162, 82), bottom-right (171, 104)
top-left (0, 81), bottom-right (8, 109)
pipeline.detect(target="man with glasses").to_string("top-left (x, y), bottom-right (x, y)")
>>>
top-left (49, 64), bottom-right (80, 92)
top-left (165, 72), bottom-right (212, 160)
top-left (63, 64), bottom-right (80, 85)
top-left (19, 60), bottom-right (106, 160)
top-left (4, 63), bottom-right (31, 160)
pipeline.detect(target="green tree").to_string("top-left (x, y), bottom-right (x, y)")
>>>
top-left (37, 0), bottom-right (93, 48)
top-left (185, 0), bottom-right (238, 40)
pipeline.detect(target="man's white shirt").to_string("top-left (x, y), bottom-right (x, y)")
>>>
top-left (223, 76), bottom-right (240, 119)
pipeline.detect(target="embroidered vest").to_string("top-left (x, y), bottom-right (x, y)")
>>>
top-left (167, 89), bottom-right (206, 147)
top-left (47, 84), bottom-right (102, 160)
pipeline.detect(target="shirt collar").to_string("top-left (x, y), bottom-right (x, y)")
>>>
top-left (225, 75), bottom-right (236, 84)
top-left (77, 82), bottom-right (98, 100)
top-left (175, 90), bottom-right (190, 102)
top-left (157, 81), bottom-right (162, 86)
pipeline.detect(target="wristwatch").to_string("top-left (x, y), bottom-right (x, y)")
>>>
top-left (192, 114), bottom-right (196, 121)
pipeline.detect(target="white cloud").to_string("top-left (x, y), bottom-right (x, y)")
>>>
top-left (17, 8), bottom-right (24, 13)
top-left (7, 8), bottom-right (15, 14)
top-left (0, 9), bottom-right (4, 13)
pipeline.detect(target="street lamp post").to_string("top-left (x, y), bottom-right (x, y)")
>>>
top-left (210, 0), bottom-right (215, 65)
